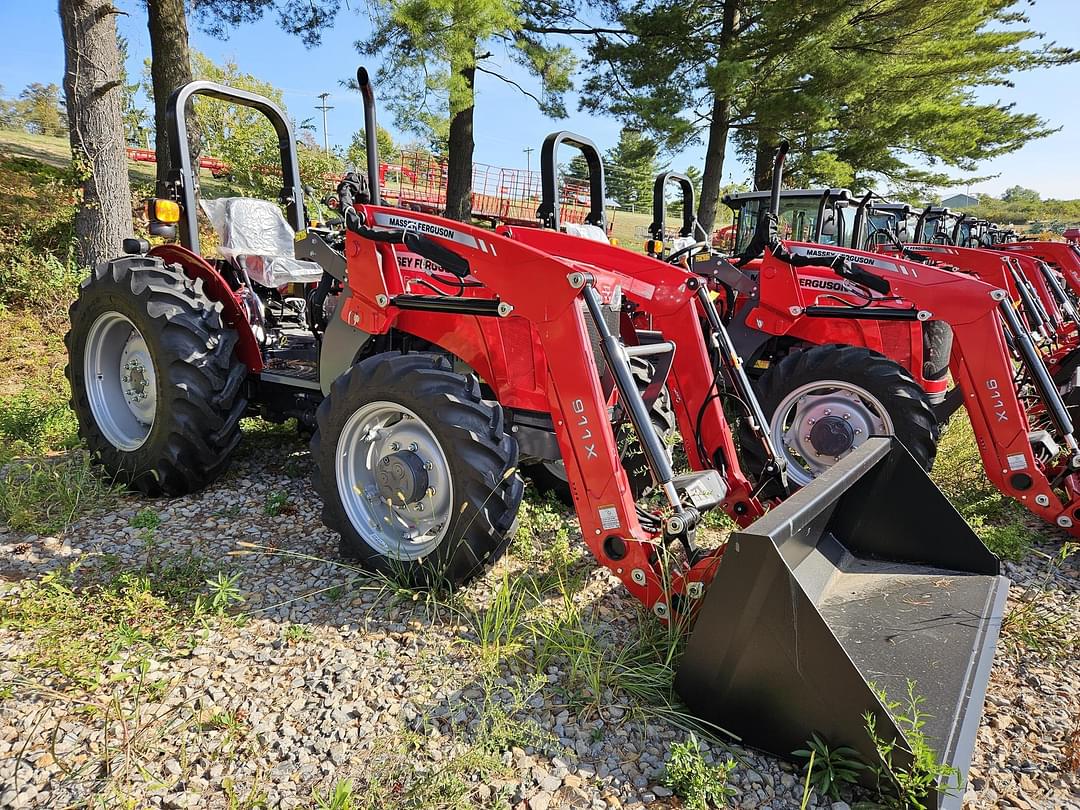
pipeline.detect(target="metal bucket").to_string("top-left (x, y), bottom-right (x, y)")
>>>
top-left (676, 438), bottom-right (1008, 810)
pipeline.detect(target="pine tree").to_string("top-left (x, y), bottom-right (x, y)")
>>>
top-left (581, 0), bottom-right (1077, 226)
top-left (358, 0), bottom-right (575, 220)
top-left (604, 127), bottom-right (663, 210)
top-left (17, 83), bottom-right (67, 137)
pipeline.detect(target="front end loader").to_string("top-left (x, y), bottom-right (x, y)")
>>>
top-left (63, 69), bottom-right (1007, 810)
top-left (651, 144), bottom-right (1080, 539)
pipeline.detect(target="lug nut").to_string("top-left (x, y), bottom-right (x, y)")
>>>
top-left (423, 461), bottom-right (433, 471)
top-left (427, 487), bottom-right (436, 497)
top-left (824, 408), bottom-right (831, 415)
top-left (390, 442), bottom-right (400, 451)
top-left (842, 413), bottom-right (850, 420)
top-left (409, 442), bottom-right (418, 452)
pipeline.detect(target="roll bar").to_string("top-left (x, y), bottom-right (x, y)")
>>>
top-left (537, 131), bottom-right (606, 230)
top-left (649, 172), bottom-right (697, 240)
top-left (356, 67), bottom-right (382, 206)
top-left (163, 80), bottom-right (305, 254)
top-left (953, 214), bottom-right (976, 247)
top-left (814, 189), bottom-right (831, 243)
top-left (851, 192), bottom-right (874, 250)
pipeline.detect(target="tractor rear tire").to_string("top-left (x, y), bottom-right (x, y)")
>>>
top-left (740, 344), bottom-right (938, 496)
top-left (312, 352), bottom-right (524, 588)
top-left (65, 256), bottom-right (248, 496)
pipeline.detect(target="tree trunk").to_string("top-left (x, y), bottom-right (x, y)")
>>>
top-left (696, 0), bottom-right (739, 233)
top-left (59, 0), bottom-right (133, 268)
top-left (445, 54), bottom-right (475, 222)
top-left (753, 134), bottom-right (776, 190)
top-left (147, 0), bottom-right (194, 186)
top-left (696, 93), bottom-right (732, 234)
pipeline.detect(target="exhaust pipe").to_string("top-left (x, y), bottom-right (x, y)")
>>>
top-left (769, 140), bottom-right (789, 217)
top-left (356, 67), bottom-right (381, 206)
top-left (677, 438), bottom-right (1007, 810)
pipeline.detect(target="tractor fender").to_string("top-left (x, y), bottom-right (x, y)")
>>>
top-left (320, 287), bottom-right (372, 394)
top-left (148, 244), bottom-right (263, 371)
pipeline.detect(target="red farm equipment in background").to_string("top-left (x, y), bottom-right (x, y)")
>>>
top-left (648, 143), bottom-right (1080, 539)
top-left (376, 148), bottom-right (606, 230)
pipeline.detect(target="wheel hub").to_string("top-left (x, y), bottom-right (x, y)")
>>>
top-left (336, 402), bottom-right (453, 561)
top-left (808, 415), bottom-right (855, 457)
top-left (377, 450), bottom-right (430, 505)
top-left (772, 383), bottom-right (893, 487)
top-left (84, 312), bottom-right (157, 451)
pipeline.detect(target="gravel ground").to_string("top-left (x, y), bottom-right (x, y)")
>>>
top-left (1, 427), bottom-right (1078, 809)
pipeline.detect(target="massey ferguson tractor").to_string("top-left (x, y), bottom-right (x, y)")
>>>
top-left (64, 69), bottom-right (1005, 809)
top-left (645, 147), bottom-right (1080, 540)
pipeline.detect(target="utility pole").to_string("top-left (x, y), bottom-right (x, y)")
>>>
top-left (316, 92), bottom-right (334, 154)
top-left (523, 147), bottom-right (534, 174)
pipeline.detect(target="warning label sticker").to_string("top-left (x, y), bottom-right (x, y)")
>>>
top-left (1007, 453), bottom-right (1028, 471)
top-left (598, 505), bottom-right (621, 531)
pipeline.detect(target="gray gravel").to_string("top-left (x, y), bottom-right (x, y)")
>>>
top-left (1, 428), bottom-right (1077, 809)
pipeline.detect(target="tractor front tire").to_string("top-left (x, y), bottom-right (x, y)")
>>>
top-left (312, 352), bottom-right (524, 588)
top-left (741, 344), bottom-right (938, 495)
top-left (66, 256), bottom-right (248, 496)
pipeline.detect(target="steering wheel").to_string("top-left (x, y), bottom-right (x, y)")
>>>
top-left (665, 240), bottom-right (712, 265)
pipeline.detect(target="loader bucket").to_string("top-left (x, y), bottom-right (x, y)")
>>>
top-left (676, 438), bottom-right (1007, 810)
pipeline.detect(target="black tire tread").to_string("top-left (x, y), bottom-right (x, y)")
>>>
top-left (65, 256), bottom-right (248, 496)
top-left (740, 344), bottom-right (939, 492)
top-left (311, 352), bottom-right (523, 588)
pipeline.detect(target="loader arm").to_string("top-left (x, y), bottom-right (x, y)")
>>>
top-left (764, 241), bottom-right (1080, 534)
top-left (339, 204), bottom-right (762, 618)
top-left (504, 225), bottom-right (769, 510)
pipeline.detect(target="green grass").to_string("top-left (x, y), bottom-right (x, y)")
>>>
top-left (863, 681), bottom-right (962, 810)
top-left (662, 732), bottom-right (738, 810)
top-left (348, 677), bottom-right (548, 809)
top-left (1002, 542), bottom-right (1079, 657)
top-left (129, 507), bottom-right (162, 532)
top-left (0, 563), bottom-right (196, 690)
top-left (0, 387), bottom-right (79, 463)
top-left (930, 414), bottom-right (1037, 560)
top-left (0, 451), bottom-right (121, 534)
top-left (0, 128), bottom-right (229, 194)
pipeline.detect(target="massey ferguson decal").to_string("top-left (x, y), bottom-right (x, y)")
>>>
top-left (396, 252), bottom-right (443, 273)
top-left (789, 245), bottom-right (918, 277)
top-left (799, 276), bottom-right (858, 293)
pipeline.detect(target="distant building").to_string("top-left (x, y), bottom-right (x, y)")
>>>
top-left (942, 193), bottom-right (979, 209)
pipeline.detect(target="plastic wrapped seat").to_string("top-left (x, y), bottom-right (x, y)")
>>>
top-left (200, 197), bottom-right (323, 287)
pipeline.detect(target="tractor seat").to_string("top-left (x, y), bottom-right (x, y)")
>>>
top-left (199, 197), bottom-right (323, 288)
top-left (563, 223), bottom-right (610, 243)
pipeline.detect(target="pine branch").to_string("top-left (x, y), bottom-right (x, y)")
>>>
top-left (474, 64), bottom-right (545, 108)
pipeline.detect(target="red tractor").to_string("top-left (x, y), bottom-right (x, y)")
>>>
top-left (63, 70), bottom-right (1005, 809)
top-left (646, 145), bottom-right (1080, 537)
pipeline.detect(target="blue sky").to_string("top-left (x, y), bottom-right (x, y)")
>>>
top-left (2, 0), bottom-right (1079, 198)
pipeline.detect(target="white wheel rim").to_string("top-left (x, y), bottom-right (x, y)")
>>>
top-left (335, 401), bottom-right (454, 561)
top-left (770, 380), bottom-right (894, 487)
top-left (84, 312), bottom-right (157, 451)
